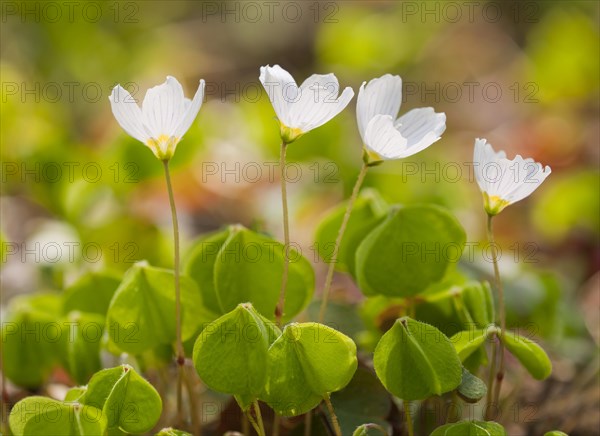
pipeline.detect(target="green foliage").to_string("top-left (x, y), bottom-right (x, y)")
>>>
top-left (451, 327), bottom-right (498, 362)
top-left (356, 205), bottom-right (466, 297)
top-left (261, 322), bottom-right (358, 416)
top-left (500, 330), bottom-right (552, 380)
top-left (373, 317), bottom-right (462, 401)
top-left (461, 282), bottom-right (495, 328)
top-left (352, 423), bottom-right (389, 436)
top-left (62, 311), bottom-right (105, 385)
top-left (192, 303), bottom-right (280, 410)
top-left (106, 261), bottom-right (209, 354)
top-left (544, 432), bottom-right (569, 436)
top-left (314, 188), bottom-right (388, 275)
top-left (155, 429), bottom-right (193, 436)
top-left (456, 368), bottom-right (487, 403)
top-left (431, 421), bottom-right (506, 435)
top-left (185, 225), bottom-right (314, 322)
top-left (9, 397), bottom-right (107, 436)
top-left (78, 365), bottom-right (162, 434)
top-left (331, 368), bottom-right (392, 436)
top-left (2, 293), bottom-right (63, 388)
top-left (62, 271), bottom-right (121, 316)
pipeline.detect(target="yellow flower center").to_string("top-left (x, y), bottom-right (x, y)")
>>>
top-left (483, 192), bottom-right (511, 216)
top-left (146, 134), bottom-right (180, 161)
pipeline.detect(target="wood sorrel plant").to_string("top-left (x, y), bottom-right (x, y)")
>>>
top-left (109, 76), bottom-right (206, 423)
top-left (5, 66), bottom-right (560, 436)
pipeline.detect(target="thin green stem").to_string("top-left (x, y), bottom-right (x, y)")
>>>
top-left (162, 160), bottom-right (185, 421)
top-left (318, 162), bottom-right (368, 323)
top-left (242, 412), bottom-right (250, 435)
top-left (404, 400), bottom-right (414, 436)
top-left (183, 366), bottom-right (201, 436)
top-left (487, 215), bottom-right (506, 409)
top-left (253, 401), bottom-right (266, 436)
top-left (276, 141), bottom-right (289, 326)
top-left (246, 411), bottom-right (262, 436)
top-left (485, 335), bottom-right (498, 420)
top-left (323, 395), bottom-right (342, 436)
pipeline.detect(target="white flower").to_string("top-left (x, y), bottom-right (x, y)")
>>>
top-left (357, 74), bottom-right (446, 165)
top-left (109, 76), bottom-right (205, 161)
top-left (474, 138), bottom-right (551, 215)
top-left (259, 65), bottom-right (354, 143)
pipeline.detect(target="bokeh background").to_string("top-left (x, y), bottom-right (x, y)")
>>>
top-left (1, 1), bottom-right (599, 434)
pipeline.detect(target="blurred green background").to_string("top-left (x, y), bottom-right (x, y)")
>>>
top-left (1, 0), bottom-right (598, 434)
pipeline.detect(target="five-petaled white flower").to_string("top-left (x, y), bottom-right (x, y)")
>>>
top-left (259, 65), bottom-right (354, 143)
top-left (109, 76), bottom-right (205, 161)
top-left (474, 138), bottom-right (551, 216)
top-left (357, 74), bottom-right (446, 165)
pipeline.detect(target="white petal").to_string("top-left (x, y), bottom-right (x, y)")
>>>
top-left (472, 138), bottom-right (551, 205)
top-left (141, 76), bottom-right (187, 138)
top-left (109, 85), bottom-right (150, 143)
top-left (299, 73), bottom-right (340, 99)
top-left (502, 156), bottom-right (552, 203)
top-left (393, 107), bottom-right (446, 157)
top-left (173, 79), bottom-right (205, 138)
top-left (473, 138), bottom-right (490, 194)
top-left (363, 114), bottom-right (408, 160)
top-left (290, 85), bottom-right (354, 132)
top-left (356, 74), bottom-right (402, 141)
top-left (259, 65), bottom-right (297, 127)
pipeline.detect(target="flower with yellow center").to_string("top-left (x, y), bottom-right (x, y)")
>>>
top-left (109, 76), bottom-right (205, 161)
top-left (474, 138), bottom-right (552, 215)
top-left (357, 74), bottom-right (446, 165)
top-left (259, 65), bottom-right (354, 143)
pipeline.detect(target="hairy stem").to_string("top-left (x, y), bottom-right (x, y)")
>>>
top-left (404, 400), bottom-right (414, 436)
top-left (484, 336), bottom-right (498, 420)
top-left (487, 214), bottom-right (506, 410)
top-left (323, 395), bottom-right (342, 436)
top-left (162, 160), bottom-right (185, 421)
top-left (319, 162), bottom-right (368, 323)
top-left (275, 142), bottom-right (289, 326)
top-left (183, 366), bottom-right (201, 435)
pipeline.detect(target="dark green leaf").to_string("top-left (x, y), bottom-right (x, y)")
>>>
top-left (314, 188), bottom-right (388, 275)
top-left (62, 271), bottom-right (121, 316)
top-left (331, 368), bottom-right (391, 436)
top-left (456, 368), bottom-right (487, 403)
top-left (62, 311), bottom-right (104, 384)
top-left (356, 205), bottom-right (466, 297)
top-left (261, 322), bottom-right (357, 416)
top-left (430, 420), bottom-right (506, 435)
top-left (79, 364), bottom-right (162, 434)
top-left (9, 397), bottom-right (107, 436)
top-left (373, 317), bottom-right (462, 400)
top-left (106, 261), bottom-right (210, 354)
top-left (193, 303), bottom-right (280, 410)
top-left (1, 294), bottom-right (63, 388)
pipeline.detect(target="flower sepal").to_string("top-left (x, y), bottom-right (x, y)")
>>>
top-left (280, 124), bottom-right (303, 144)
top-left (362, 148), bottom-right (384, 167)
